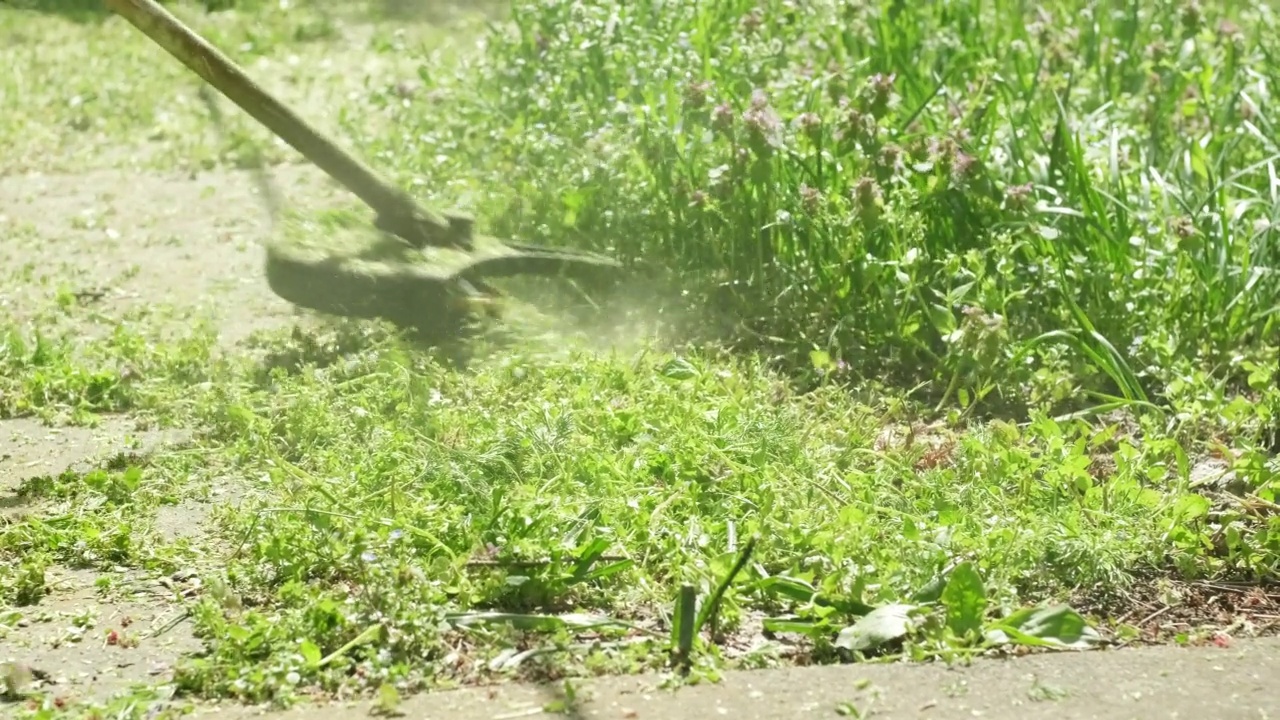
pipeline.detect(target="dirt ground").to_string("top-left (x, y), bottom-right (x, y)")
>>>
top-left (0, 160), bottom-right (322, 706)
top-left (0, 161), bottom-right (347, 347)
top-left (0, 9), bottom-right (479, 709)
top-left (0, 416), bottom-right (199, 703)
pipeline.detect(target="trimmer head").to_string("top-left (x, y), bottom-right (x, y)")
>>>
top-left (265, 213), bottom-right (626, 343)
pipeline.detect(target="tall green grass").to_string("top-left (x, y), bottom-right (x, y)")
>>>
top-left (363, 0), bottom-right (1279, 415)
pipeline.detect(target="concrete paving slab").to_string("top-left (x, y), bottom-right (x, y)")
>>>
top-left (192, 637), bottom-right (1280, 720)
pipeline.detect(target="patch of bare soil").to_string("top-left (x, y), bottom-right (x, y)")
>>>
top-left (0, 157), bottom-right (359, 710)
top-left (0, 157), bottom-right (350, 705)
top-left (1, 416), bottom-right (204, 706)
top-left (0, 415), bottom-right (190, 503)
top-left (0, 9), bottom-right (486, 712)
top-left (0, 567), bottom-right (202, 707)
top-left (0, 161), bottom-right (348, 348)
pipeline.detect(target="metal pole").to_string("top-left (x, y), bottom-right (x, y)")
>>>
top-left (103, 0), bottom-right (459, 249)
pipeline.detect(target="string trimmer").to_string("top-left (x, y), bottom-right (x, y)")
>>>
top-left (104, 0), bottom-right (626, 342)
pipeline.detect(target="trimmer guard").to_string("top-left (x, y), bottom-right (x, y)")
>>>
top-left (266, 214), bottom-right (625, 339)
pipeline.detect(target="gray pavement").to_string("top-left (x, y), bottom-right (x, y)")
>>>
top-left (193, 637), bottom-right (1280, 720)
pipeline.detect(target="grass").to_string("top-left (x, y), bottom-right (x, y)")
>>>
top-left (0, 0), bottom-right (1278, 717)
top-left (370, 0), bottom-right (1280, 411)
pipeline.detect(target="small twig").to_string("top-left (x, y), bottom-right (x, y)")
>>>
top-left (1114, 594), bottom-right (1157, 627)
top-left (1136, 606), bottom-right (1170, 627)
top-left (1193, 580), bottom-right (1280, 598)
top-left (1245, 492), bottom-right (1280, 513)
top-left (73, 288), bottom-right (107, 304)
top-left (146, 609), bottom-right (192, 640)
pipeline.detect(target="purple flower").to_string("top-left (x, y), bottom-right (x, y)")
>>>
top-left (794, 112), bottom-right (823, 143)
top-left (878, 143), bottom-right (904, 174)
top-left (852, 177), bottom-right (883, 222)
top-left (711, 102), bottom-right (735, 133)
top-left (742, 89), bottom-right (783, 153)
top-left (837, 102), bottom-right (876, 146)
top-left (799, 184), bottom-right (823, 214)
top-left (1003, 182), bottom-right (1034, 211)
top-left (866, 73), bottom-right (896, 118)
top-left (952, 149), bottom-right (977, 180)
top-left (684, 80), bottom-right (713, 110)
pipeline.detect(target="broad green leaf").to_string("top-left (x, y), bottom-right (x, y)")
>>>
top-left (120, 466), bottom-right (143, 494)
top-left (299, 639), bottom-right (322, 666)
top-left (902, 516), bottom-right (920, 542)
top-left (835, 604), bottom-right (917, 652)
top-left (226, 624), bottom-right (250, 643)
top-left (985, 605), bottom-right (1102, 649)
top-left (374, 682), bottom-right (402, 717)
top-left (660, 357), bottom-right (700, 380)
top-left (757, 576), bottom-right (875, 615)
top-left (941, 561), bottom-right (986, 639)
top-left (579, 559), bottom-right (634, 582)
top-left (1172, 493), bottom-right (1211, 522)
top-left (758, 575), bottom-right (818, 604)
top-left (911, 573), bottom-right (947, 604)
top-left (928, 303), bottom-right (955, 334)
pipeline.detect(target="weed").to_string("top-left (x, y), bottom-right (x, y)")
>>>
top-left (364, 0), bottom-right (1280, 417)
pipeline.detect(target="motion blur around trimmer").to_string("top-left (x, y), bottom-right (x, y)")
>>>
top-left (104, 0), bottom-right (626, 342)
